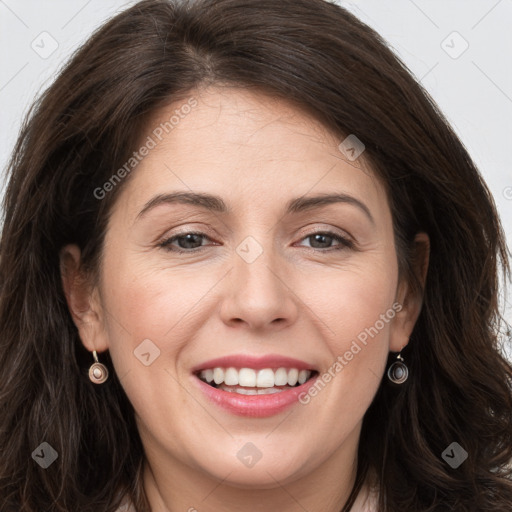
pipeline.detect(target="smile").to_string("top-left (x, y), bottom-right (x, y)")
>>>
top-left (196, 367), bottom-right (317, 395)
top-left (192, 366), bottom-right (319, 417)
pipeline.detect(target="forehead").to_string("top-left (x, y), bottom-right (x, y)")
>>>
top-left (112, 86), bottom-right (389, 222)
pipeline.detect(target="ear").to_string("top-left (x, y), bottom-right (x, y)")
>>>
top-left (59, 244), bottom-right (109, 353)
top-left (389, 232), bottom-right (430, 352)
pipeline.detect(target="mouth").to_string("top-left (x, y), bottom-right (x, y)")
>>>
top-left (194, 367), bottom-right (319, 395)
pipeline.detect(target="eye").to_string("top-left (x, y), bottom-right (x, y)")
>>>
top-left (297, 231), bottom-right (354, 251)
top-left (158, 232), bottom-right (213, 253)
top-left (158, 230), bottom-right (354, 254)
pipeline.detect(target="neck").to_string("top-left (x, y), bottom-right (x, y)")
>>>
top-left (141, 422), bottom-right (367, 512)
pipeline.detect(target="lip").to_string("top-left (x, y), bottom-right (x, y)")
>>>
top-left (193, 372), bottom-right (319, 417)
top-left (190, 354), bottom-right (317, 373)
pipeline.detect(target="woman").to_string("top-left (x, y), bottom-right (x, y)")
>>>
top-left (1, 0), bottom-right (511, 510)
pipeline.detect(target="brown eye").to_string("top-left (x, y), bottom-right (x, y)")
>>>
top-left (159, 232), bottom-right (211, 252)
top-left (299, 232), bottom-right (353, 251)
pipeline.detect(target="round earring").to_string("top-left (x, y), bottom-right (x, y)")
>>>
top-left (88, 350), bottom-right (109, 384)
top-left (387, 352), bottom-right (409, 384)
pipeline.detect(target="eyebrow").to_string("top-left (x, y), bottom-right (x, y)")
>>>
top-left (136, 191), bottom-right (375, 224)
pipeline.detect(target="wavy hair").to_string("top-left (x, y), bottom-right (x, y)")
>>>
top-left (1, 0), bottom-right (511, 510)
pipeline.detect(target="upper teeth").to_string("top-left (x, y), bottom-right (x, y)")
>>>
top-left (199, 367), bottom-right (312, 387)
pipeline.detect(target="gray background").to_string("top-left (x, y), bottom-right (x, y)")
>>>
top-left (0, 0), bottom-right (511, 356)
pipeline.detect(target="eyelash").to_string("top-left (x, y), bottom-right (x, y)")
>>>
top-left (158, 230), bottom-right (355, 254)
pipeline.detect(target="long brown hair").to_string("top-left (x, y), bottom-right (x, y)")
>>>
top-left (1, 1), bottom-right (511, 510)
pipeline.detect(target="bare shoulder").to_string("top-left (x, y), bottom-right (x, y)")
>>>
top-left (352, 480), bottom-right (379, 512)
top-left (117, 499), bottom-right (136, 511)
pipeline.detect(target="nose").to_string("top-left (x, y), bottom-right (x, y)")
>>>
top-left (219, 240), bottom-right (299, 332)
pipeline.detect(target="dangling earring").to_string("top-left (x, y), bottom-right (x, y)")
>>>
top-left (387, 352), bottom-right (409, 384)
top-left (88, 350), bottom-right (109, 384)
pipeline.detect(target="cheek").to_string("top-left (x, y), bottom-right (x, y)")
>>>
top-left (309, 258), bottom-right (398, 350)
top-left (101, 240), bottom-right (398, 411)
top-left (335, 271), bottom-right (397, 347)
top-left (102, 245), bottom-right (398, 364)
top-left (99, 254), bottom-right (227, 390)
top-left (99, 263), bottom-right (211, 435)
top-left (299, 258), bottom-right (398, 414)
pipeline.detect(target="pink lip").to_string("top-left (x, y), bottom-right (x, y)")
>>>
top-left (190, 354), bottom-right (317, 373)
top-left (192, 373), bottom-right (319, 417)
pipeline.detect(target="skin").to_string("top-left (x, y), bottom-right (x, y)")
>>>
top-left (61, 85), bottom-right (429, 512)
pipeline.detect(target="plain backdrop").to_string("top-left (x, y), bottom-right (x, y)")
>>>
top-left (0, 0), bottom-right (511, 357)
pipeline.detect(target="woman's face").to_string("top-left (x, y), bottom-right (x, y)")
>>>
top-left (64, 86), bottom-right (422, 489)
